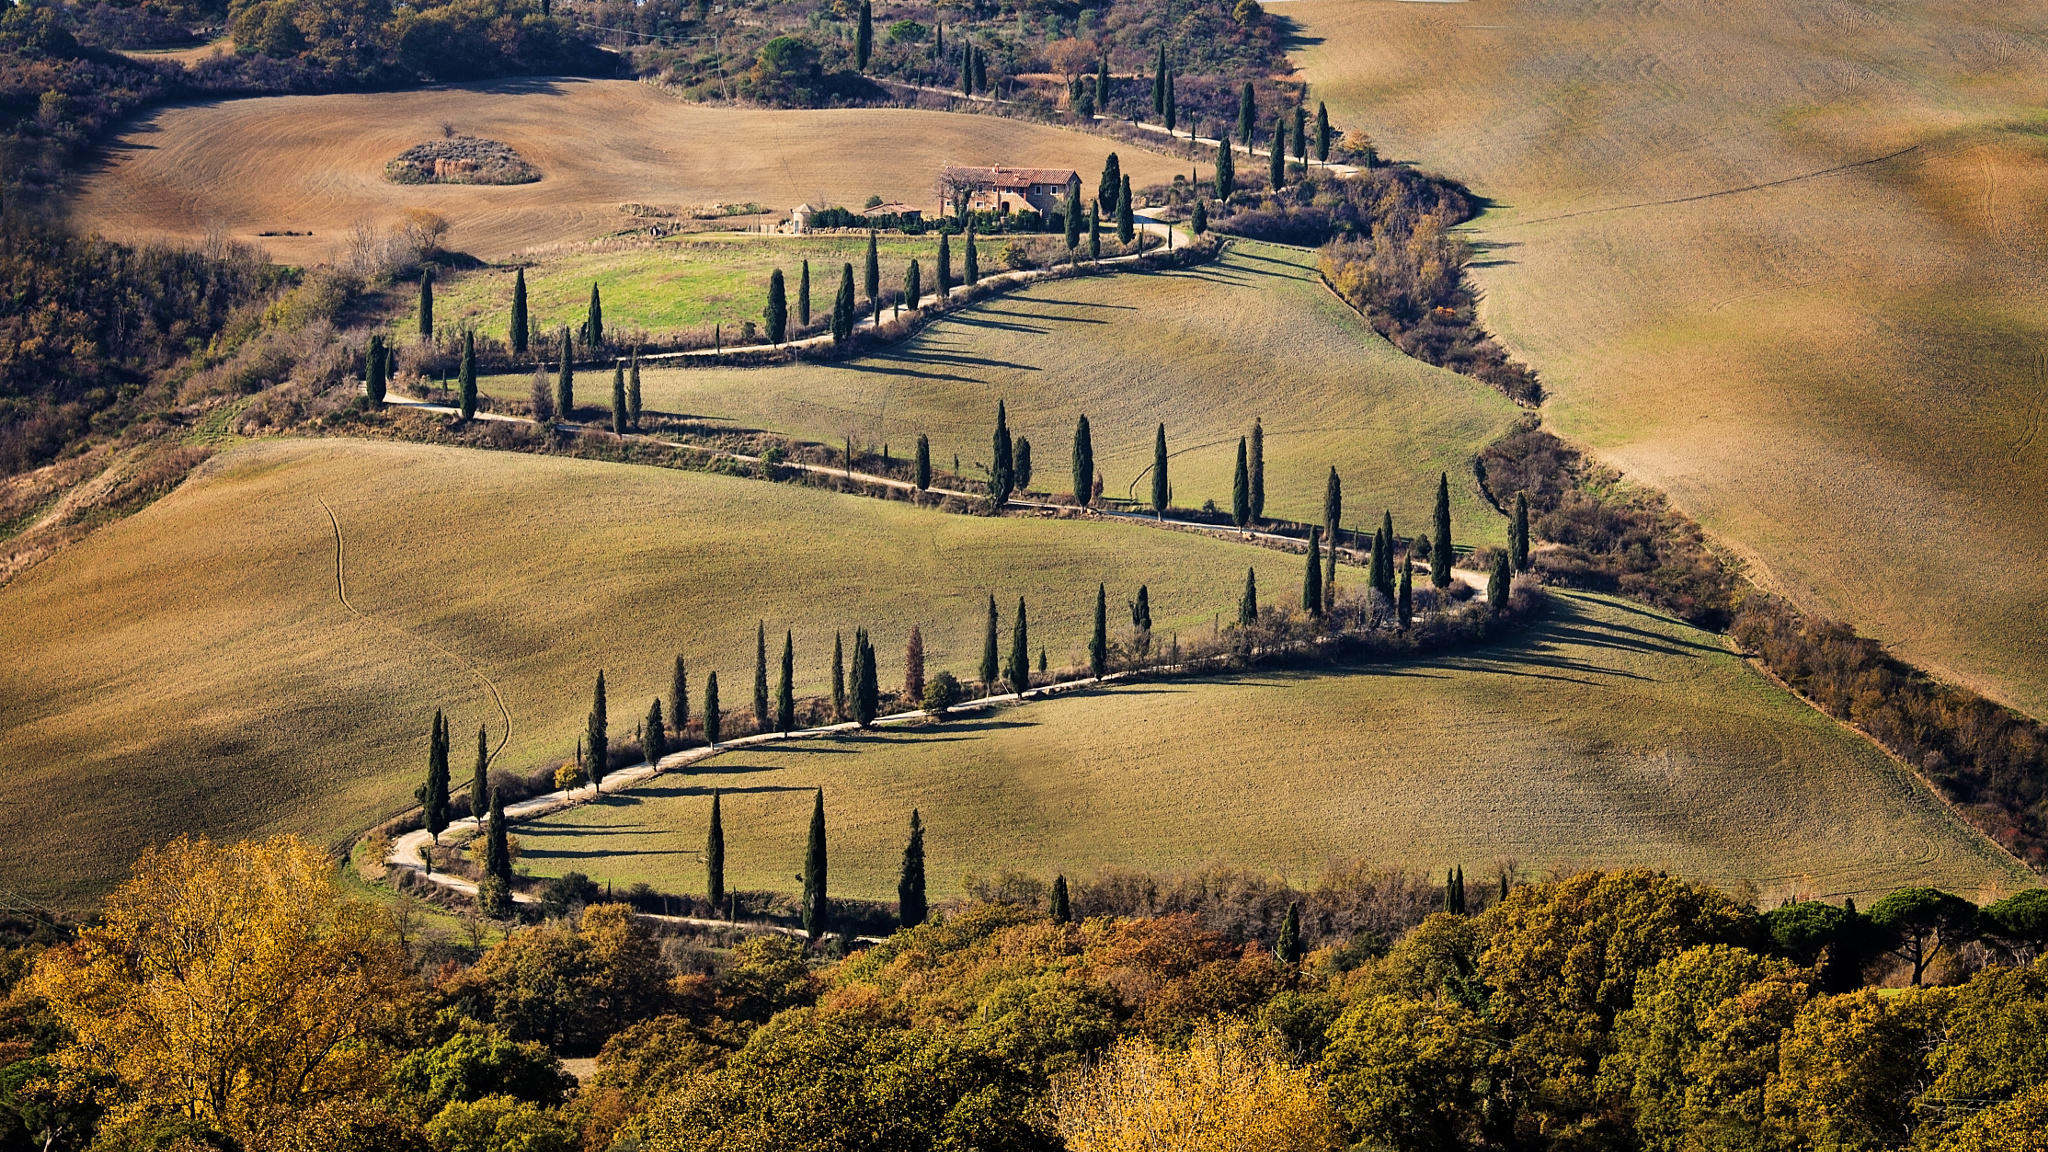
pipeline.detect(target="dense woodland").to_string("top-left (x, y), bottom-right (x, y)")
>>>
top-left (2, 838), bottom-right (2045, 1152)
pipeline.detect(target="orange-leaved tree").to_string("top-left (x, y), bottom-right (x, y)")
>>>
top-left (27, 835), bottom-right (420, 1147)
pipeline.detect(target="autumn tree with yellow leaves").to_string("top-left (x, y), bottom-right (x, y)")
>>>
top-left (26, 836), bottom-right (420, 1148)
top-left (1050, 1019), bottom-right (1340, 1152)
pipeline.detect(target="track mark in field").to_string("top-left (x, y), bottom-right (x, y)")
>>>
top-left (1508, 145), bottom-right (1922, 227)
top-left (2010, 349), bottom-right (2045, 462)
top-left (319, 498), bottom-right (512, 767)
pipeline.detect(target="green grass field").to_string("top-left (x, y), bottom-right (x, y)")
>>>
top-left (1293, 0), bottom-right (2048, 718)
top-left (0, 438), bottom-right (1311, 911)
top-left (478, 241), bottom-right (1523, 542)
top-left (516, 591), bottom-right (2032, 907)
top-left (403, 233), bottom-right (1076, 347)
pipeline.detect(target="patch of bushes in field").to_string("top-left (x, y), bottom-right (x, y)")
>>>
top-left (385, 135), bottom-right (540, 186)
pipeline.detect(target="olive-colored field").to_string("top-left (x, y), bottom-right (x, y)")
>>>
top-left (480, 241), bottom-right (1523, 538)
top-left (518, 591), bottom-right (2031, 907)
top-left (72, 78), bottom-right (1191, 266)
top-left (406, 232), bottom-right (1067, 346)
top-left (0, 438), bottom-right (1309, 911)
top-left (1294, 0), bottom-right (2048, 716)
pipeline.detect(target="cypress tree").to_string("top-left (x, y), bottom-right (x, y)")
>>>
top-left (706, 789), bottom-right (725, 909)
top-left (628, 350), bottom-right (641, 429)
top-left (1116, 177), bottom-right (1134, 244)
top-left (1399, 554), bottom-right (1414, 629)
top-left (1232, 438), bottom-right (1250, 527)
top-left (1239, 566), bottom-right (1259, 626)
top-left (1275, 901), bottom-right (1304, 964)
top-left (1249, 418), bottom-right (1265, 520)
top-left (419, 270), bottom-right (434, 341)
top-left (1094, 57), bottom-right (1109, 113)
top-left (457, 331), bottom-right (477, 419)
top-left (1303, 526), bottom-right (1323, 618)
top-left (419, 709), bottom-right (450, 842)
top-left (847, 625), bottom-right (867, 721)
top-left (1098, 153), bottom-right (1122, 215)
top-left (905, 626), bottom-right (925, 702)
top-left (1072, 415), bottom-right (1094, 505)
top-left (555, 327), bottom-right (573, 419)
top-left (703, 672), bottom-right (721, 745)
top-left (1051, 874), bottom-right (1071, 923)
top-left (1191, 199), bottom-right (1208, 235)
top-left (1090, 583), bottom-right (1108, 678)
top-left (1324, 467), bottom-right (1342, 600)
top-left (1377, 509), bottom-right (1396, 600)
top-left (832, 631), bottom-right (846, 719)
top-left (854, 628), bottom-right (878, 727)
top-left (988, 401), bottom-right (1013, 504)
top-left (1269, 112), bottom-right (1286, 188)
top-left (1088, 206), bottom-right (1101, 259)
top-left (671, 654), bottom-right (689, 736)
top-left (510, 268), bottom-right (529, 355)
top-left (610, 360), bottom-right (627, 435)
top-left (472, 724), bottom-right (489, 826)
top-left (937, 232), bottom-right (954, 301)
top-left (588, 670), bottom-right (609, 793)
top-left (972, 43), bottom-right (985, 93)
top-left (855, 0), bottom-right (872, 71)
top-left (1015, 437), bottom-right (1032, 490)
top-left (904, 259), bottom-right (922, 310)
top-left (899, 810), bottom-right (927, 928)
top-left (753, 622), bottom-right (770, 729)
top-left (1151, 44), bottom-right (1166, 119)
top-left (864, 230), bottom-right (880, 303)
top-left (365, 334), bottom-right (386, 408)
top-left (831, 263), bottom-right (855, 342)
top-left (1007, 597), bottom-right (1030, 693)
top-left (1489, 550), bottom-right (1510, 614)
top-left (1164, 72), bottom-right (1177, 134)
top-left (766, 269), bottom-right (788, 344)
top-left (959, 42), bottom-right (972, 95)
top-left (1238, 81), bottom-right (1256, 148)
top-left (1315, 101), bottom-right (1331, 162)
top-left (646, 697), bottom-right (666, 763)
top-left (1215, 138), bottom-right (1235, 202)
top-left (1133, 585), bottom-right (1152, 633)
top-left (802, 789), bottom-right (828, 939)
top-left (777, 630), bottom-right (796, 732)
top-left (1432, 472), bottom-right (1453, 589)
top-left (981, 595), bottom-right (1000, 689)
top-left (964, 225), bottom-right (979, 285)
top-left (914, 434), bottom-right (931, 489)
top-left (485, 786), bottom-right (511, 888)
top-left (1292, 104), bottom-right (1307, 168)
top-left (584, 281), bottom-right (603, 348)
top-left (1512, 491), bottom-right (1531, 572)
top-left (1150, 423), bottom-right (1168, 517)
top-left (1064, 183), bottom-right (1082, 249)
top-left (799, 260), bottom-right (812, 326)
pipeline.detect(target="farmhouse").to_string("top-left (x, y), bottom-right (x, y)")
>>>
top-left (936, 165), bottom-right (1082, 217)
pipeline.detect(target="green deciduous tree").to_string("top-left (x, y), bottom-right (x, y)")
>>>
top-left (802, 789), bottom-right (827, 939)
top-left (898, 810), bottom-right (926, 928)
top-left (587, 670), bottom-right (609, 793)
top-left (1151, 423), bottom-right (1169, 517)
top-left (765, 269), bottom-right (787, 344)
top-left (510, 267), bottom-right (528, 355)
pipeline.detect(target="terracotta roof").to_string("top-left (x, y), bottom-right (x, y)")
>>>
top-left (946, 165), bottom-right (1079, 189)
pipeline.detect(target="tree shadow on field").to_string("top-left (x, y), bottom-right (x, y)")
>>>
top-left (1021, 297), bottom-right (1139, 311)
top-left (630, 781), bottom-right (814, 799)
top-left (874, 348), bottom-right (1041, 373)
top-left (521, 844), bottom-right (689, 861)
top-left (1465, 240), bottom-right (1521, 270)
top-left (975, 307), bottom-right (1108, 326)
top-left (520, 821), bottom-right (659, 835)
top-left (944, 313), bottom-right (1052, 335)
top-left (821, 359), bottom-right (981, 384)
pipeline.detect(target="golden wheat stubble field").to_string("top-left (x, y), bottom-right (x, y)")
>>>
top-left (519, 590), bottom-right (2031, 907)
top-left (1293, 0), bottom-right (2048, 717)
top-left (72, 78), bottom-right (1194, 266)
top-left (0, 438), bottom-right (1312, 910)
top-left (480, 241), bottom-right (1524, 539)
